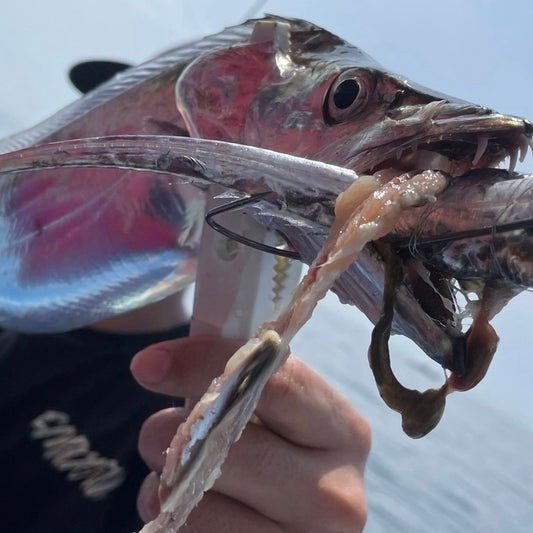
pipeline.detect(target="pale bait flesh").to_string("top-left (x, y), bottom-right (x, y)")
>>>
top-left (140, 169), bottom-right (448, 532)
top-left (140, 331), bottom-right (284, 533)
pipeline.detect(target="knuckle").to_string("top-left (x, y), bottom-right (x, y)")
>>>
top-left (235, 424), bottom-right (298, 479)
top-left (329, 397), bottom-right (372, 462)
top-left (345, 413), bottom-right (372, 461)
top-left (265, 355), bottom-right (299, 400)
top-left (311, 473), bottom-right (368, 532)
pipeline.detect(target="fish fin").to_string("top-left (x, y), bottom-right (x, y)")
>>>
top-left (69, 60), bottom-right (132, 94)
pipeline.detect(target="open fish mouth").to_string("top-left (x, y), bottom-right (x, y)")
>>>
top-left (315, 61), bottom-right (533, 176)
top-left (378, 117), bottom-right (531, 174)
top-left (337, 101), bottom-right (533, 177)
top-left (173, 15), bottom-right (533, 397)
top-left (359, 109), bottom-right (533, 390)
top-left (306, 61), bottom-right (533, 394)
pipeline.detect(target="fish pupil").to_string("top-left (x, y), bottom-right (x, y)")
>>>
top-left (333, 79), bottom-right (360, 109)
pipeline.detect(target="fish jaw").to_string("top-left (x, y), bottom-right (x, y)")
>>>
top-left (249, 75), bottom-right (532, 177)
top-left (335, 104), bottom-right (532, 177)
top-left (176, 16), bottom-right (532, 387)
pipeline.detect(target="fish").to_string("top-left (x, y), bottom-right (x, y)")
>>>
top-left (172, 16), bottom-right (532, 391)
top-left (1, 15), bottom-right (533, 530)
top-left (1, 15), bottom-right (531, 375)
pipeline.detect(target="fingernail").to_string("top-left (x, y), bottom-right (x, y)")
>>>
top-left (137, 471), bottom-right (161, 522)
top-left (131, 347), bottom-right (171, 385)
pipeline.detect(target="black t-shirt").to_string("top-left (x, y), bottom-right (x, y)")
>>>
top-left (0, 324), bottom-right (189, 533)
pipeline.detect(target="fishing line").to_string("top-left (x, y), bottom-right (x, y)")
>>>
top-left (393, 218), bottom-right (533, 249)
top-left (242, 0), bottom-right (270, 20)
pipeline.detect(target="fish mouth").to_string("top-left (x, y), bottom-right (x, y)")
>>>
top-left (357, 102), bottom-right (533, 177)
top-left (344, 103), bottom-right (533, 389)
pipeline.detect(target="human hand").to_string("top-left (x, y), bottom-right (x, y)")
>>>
top-left (130, 336), bottom-right (371, 532)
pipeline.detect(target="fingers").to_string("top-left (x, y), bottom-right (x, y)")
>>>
top-left (132, 335), bottom-right (371, 452)
top-left (138, 406), bottom-right (362, 508)
top-left (139, 411), bottom-right (316, 522)
top-left (257, 355), bottom-right (371, 452)
top-left (214, 421), bottom-right (367, 530)
top-left (139, 438), bottom-right (366, 533)
top-left (138, 430), bottom-right (366, 533)
top-left (138, 407), bottom-right (186, 472)
top-left (130, 335), bottom-right (243, 397)
top-left (138, 481), bottom-right (283, 533)
top-left (182, 492), bottom-right (283, 533)
top-left (133, 335), bottom-right (371, 532)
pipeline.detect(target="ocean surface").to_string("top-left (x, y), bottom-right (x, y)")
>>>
top-left (292, 293), bottom-right (533, 533)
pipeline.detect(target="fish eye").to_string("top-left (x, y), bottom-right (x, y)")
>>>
top-left (333, 79), bottom-right (360, 109)
top-left (323, 69), bottom-right (372, 125)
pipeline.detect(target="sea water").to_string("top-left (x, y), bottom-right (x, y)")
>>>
top-left (293, 292), bottom-right (533, 533)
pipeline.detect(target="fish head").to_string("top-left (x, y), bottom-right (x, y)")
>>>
top-left (176, 16), bottom-right (533, 393)
top-left (177, 16), bottom-right (532, 176)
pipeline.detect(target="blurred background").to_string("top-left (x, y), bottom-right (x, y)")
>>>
top-left (1, 1), bottom-right (532, 531)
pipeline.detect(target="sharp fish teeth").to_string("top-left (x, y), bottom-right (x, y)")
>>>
top-left (508, 147), bottom-right (518, 174)
top-left (472, 135), bottom-right (489, 166)
top-left (519, 136), bottom-right (529, 163)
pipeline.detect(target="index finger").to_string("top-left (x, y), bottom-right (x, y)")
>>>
top-left (130, 335), bottom-right (243, 397)
top-left (131, 335), bottom-right (370, 451)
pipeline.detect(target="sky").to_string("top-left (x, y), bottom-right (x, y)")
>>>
top-left (1, 0), bottom-right (533, 428)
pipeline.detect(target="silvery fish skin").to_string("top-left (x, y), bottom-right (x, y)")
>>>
top-left (0, 21), bottom-right (258, 331)
top-left (0, 135), bottom-right (355, 332)
top-left (0, 16), bottom-right (532, 384)
top-left (175, 16), bottom-right (532, 380)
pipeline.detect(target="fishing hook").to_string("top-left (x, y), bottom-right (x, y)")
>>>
top-left (205, 192), bottom-right (301, 259)
top-left (208, 195), bottom-right (533, 259)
